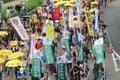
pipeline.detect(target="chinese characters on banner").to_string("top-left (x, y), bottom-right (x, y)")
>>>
top-left (10, 16), bottom-right (28, 40)
top-left (85, 11), bottom-right (93, 36)
top-left (32, 58), bottom-right (41, 78)
top-left (43, 37), bottom-right (54, 64)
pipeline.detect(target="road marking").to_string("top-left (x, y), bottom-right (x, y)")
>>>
top-left (105, 28), bottom-right (120, 72)
top-left (112, 52), bottom-right (120, 72)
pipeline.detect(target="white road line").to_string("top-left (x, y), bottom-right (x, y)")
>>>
top-left (105, 28), bottom-right (120, 72)
top-left (112, 52), bottom-right (120, 72)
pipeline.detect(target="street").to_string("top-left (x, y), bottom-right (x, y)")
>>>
top-left (103, 0), bottom-right (120, 80)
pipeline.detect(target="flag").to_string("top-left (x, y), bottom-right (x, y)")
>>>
top-left (69, 8), bottom-right (74, 28)
top-left (79, 40), bottom-right (83, 61)
top-left (54, 8), bottom-right (61, 19)
top-left (95, 9), bottom-right (100, 32)
top-left (93, 38), bottom-right (104, 64)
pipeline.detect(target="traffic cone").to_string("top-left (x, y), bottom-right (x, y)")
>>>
top-left (108, 42), bottom-right (113, 53)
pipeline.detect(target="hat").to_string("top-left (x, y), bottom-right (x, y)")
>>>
top-left (20, 67), bottom-right (24, 74)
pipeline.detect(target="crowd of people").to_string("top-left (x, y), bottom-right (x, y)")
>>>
top-left (0, 0), bottom-right (110, 80)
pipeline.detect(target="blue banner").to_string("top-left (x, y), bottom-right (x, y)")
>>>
top-left (95, 9), bottom-right (100, 32)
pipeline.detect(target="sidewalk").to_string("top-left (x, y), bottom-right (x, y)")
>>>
top-left (4, 0), bottom-right (21, 7)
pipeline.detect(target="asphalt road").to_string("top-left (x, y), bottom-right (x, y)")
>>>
top-left (103, 0), bottom-right (120, 80)
top-left (103, 0), bottom-right (120, 54)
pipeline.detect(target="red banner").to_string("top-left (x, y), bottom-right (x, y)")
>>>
top-left (53, 8), bottom-right (61, 20)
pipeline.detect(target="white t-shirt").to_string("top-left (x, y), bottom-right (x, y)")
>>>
top-left (57, 54), bottom-right (66, 64)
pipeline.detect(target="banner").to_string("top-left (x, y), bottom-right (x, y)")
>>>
top-left (85, 11), bottom-right (93, 36)
top-left (54, 8), bottom-right (61, 19)
top-left (69, 8), bottom-right (74, 28)
top-left (93, 38), bottom-right (104, 64)
top-left (46, 22), bottom-right (54, 41)
top-left (63, 39), bottom-right (71, 56)
top-left (76, 0), bottom-right (82, 27)
top-left (29, 36), bottom-right (35, 60)
top-left (47, 0), bottom-right (54, 21)
top-left (43, 37), bottom-right (52, 45)
top-left (62, 12), bottom-right (67, 30)
top-left (32, 58), bottom-right (41, 78)
top-left (57, 63), bottom-right (66, 80)
top-left (63, 30), bottom-right (69, 39)
top-left (79, 40), bottom-right (83, 61)
top-left (10, 16), bottom-right (28, 40)
top-left (95, 9), bottom-right (100, 32)
top-left (43, 45), bottom-right (54, 64)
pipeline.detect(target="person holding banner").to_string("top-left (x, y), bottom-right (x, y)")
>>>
top-left (80, 61), bottom-right (90, 80)
top-left (69, 59), bottom-right (79, 80)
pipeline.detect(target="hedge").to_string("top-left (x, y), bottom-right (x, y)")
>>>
top-left (1, 0), bottom-right (43, 20)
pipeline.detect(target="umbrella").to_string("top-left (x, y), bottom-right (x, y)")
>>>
top-left (0, 31), bottom-right (8, 36)
top-left (0, 50), bottom-right (12, 56)
top-left (6, 59), bottom-right (23, 67)
top-left (89, 8), bottom-right (96, 12)
top-left (91, 2), bottom-right (98, 5)
top-left (54, 1), bottom-right (67, 7)
top-left (0, 58), bottom-right (5, 64)
top-left (9, 41), bottom-right (18, 46)
top-left (64, 3), bottom-right (72, 7)
top-left (8, 52), bottom-right (25, 60)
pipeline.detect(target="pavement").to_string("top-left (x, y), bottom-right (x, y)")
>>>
top-left (3, 0), bottom-right (21, 7)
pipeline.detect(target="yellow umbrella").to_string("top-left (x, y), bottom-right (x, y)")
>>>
top-left (54, 1), bottom-right (67, 7)
top-left (91, 2), bottom-right (98, 5)
top-left (0, 49), bottom-right (12, 56)
top-left (0, 58), bottom-right (5, 64)
top-left (6, 59), bottom-right (23, 67)
top-left (8, 52), bottom-right (25, 60)
top-left (64, 3), bottom-right (72, 7)
top-left (9, 41), bottom-right (18, 46)
top-left (0, 31), bottom-right (8, 36)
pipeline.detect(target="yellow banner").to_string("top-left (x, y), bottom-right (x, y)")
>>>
top-left (85, 11), bottom-right (93, 36)
top-left (46, 23), bottom-right (54, 41)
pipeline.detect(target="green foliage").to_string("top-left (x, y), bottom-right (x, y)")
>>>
top-left (1, 0), bottom-right (43, 20)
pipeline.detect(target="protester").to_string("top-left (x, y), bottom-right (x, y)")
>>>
top-left (17, 67), bottom-right (28, 80)
top-left (0, 0), bottom-right (108, 80)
